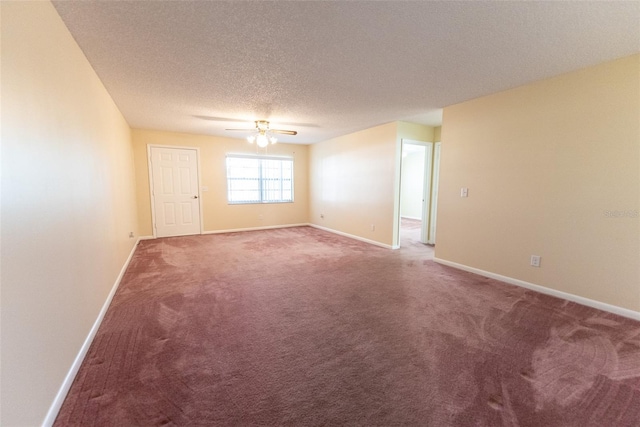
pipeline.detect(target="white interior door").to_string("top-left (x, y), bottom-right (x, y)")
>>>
top-left (150, 146), bottom-right (201, 238)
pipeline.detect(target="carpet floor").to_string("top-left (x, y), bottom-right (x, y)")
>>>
top-left (400, 217), bottom-right (431, 252)
top-left (55, 226), bottom-right (640, 426)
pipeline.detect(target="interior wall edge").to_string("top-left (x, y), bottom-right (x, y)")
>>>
top-left (41, 238), bottom-right (143, 426)
top-left (433, 257), bottom-right (640, 322)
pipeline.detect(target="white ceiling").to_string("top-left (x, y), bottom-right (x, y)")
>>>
top-left (52, 1), bottom-right (640, 144)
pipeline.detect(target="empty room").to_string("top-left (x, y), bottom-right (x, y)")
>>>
top-left (2, 1), bottom-right (639, 426)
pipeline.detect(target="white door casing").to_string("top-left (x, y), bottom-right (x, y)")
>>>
top-left (149, 146), bottom-right (202, 238)
top-left (420, 142), bottom-right (433, 244)
top-left (428, 142), bottom-right (441, 245)
top-left (398, 139), bottom-right (433, 247)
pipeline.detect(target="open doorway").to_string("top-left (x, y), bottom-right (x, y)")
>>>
top-left (399, 140), bottom-right (432, 247)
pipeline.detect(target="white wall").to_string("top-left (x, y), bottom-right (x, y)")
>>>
top-left (400, 149), bottom-right (425, 219)
top-left (1, 2), bottom-right (138, 425)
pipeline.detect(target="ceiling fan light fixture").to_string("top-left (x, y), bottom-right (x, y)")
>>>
top-left (256, 120), bottom-right (269, 132)
top-left (256, 133), bottom-right (269, 148)
top-left (226, 120), bottom-right (296, 147)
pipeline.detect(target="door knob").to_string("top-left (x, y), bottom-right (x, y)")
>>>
top-left (192, 195), bottom-right (198, 199)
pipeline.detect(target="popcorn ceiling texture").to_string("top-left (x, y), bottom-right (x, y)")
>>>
top-left (52, 1), bottom-right (640, 143)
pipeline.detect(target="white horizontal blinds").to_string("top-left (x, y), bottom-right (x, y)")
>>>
top-left (226, 155), bottom-right (293, 204)
top-left (226, 157), bottom-right (261, 203)
top-left (281, 160), bottom-right (293, 201)
top-left (262, 159), bottom-right (293, 202)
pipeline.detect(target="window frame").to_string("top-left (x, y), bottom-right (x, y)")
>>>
top-left (225, 154), bottom-right (294, 205)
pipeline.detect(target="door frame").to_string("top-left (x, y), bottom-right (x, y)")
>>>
top-left (396, 139), bottom-right (433, 247)
top-left (147, 144), bottom-right (204, 238)
top-left (427, 142), bottom-right (441, 245)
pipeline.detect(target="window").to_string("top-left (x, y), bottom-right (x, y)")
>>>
top-left (226, 155), bottom-right (294, 204)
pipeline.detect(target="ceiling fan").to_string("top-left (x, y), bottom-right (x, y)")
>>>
top-left (226, 120), bottom-right (297, 147)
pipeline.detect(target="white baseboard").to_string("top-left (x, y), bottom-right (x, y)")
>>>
top-left (309, 224), bottom-right (393, 250)
top-left (201, 223), bottom-right (309, 235)
top-left (138, 235), bottom-right (155, 240)
top-left (433, 257), bottom-right (640, 321)
top-left (42, 238), bottom-right (142, 427)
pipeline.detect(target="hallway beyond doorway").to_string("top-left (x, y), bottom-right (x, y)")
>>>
top-left (400, 217), bottom-right (434, 257)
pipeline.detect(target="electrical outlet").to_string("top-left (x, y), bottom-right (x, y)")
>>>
top-left (320, 213), bottom-right (325, 219)
top-left (460, 187), bottom-right (469, 198)
top-left (370, 224), bottom-right (375, 231)
top-left (530, 255), bottom-right (541, 267)
top-left (128, 232), bottom-right (134, 238)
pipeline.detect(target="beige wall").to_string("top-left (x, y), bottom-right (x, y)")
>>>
top-left (308, 121), bottom-right (434, 247)
top-left (437, 54), bottom-right (640, 311)
top-left (4, 6), bottom-right (635, 426)
top-left (132, 129), bottom-right (309, 235)
top-left (1, 2), bottom-right (139, 425)
top-left (434, 126), bottom-right (441, 142)
top-left (309, 122), bottom-right (399, 246)
top-left (397, 121), bottom-right (435, 143)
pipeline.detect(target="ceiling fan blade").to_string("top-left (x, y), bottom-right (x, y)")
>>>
top-left (195, 115), bottom-right (251, 123)
top-left (273, 121), bottom-right (319, 128)
top-left (225, 128), bottom-right (253, 132)
top-left (270, 129), bottom-right (298, 135)
top-left (195, 115), bottom-right (317, 128)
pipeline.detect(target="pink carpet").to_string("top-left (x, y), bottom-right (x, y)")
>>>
top-left (400, 217), bottom-right (430, 252)
top-left (55, 226), bottom-right (640, 426)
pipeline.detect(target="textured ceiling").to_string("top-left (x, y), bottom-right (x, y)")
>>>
top-left (52, 1), bottom-right (640, 144)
